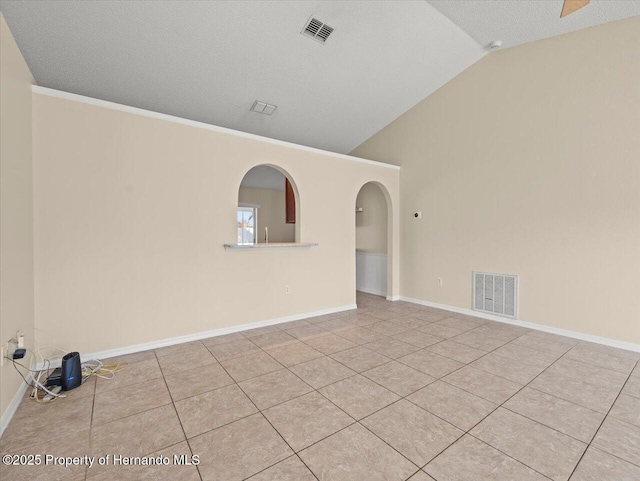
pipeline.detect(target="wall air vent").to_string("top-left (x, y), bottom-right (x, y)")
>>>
top-left (473, 272), bottom-right (518, 319)
top-left (301, 17), bottom-right (334, 44)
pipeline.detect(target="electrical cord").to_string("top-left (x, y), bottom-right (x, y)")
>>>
top-left (3, 329), bottom-right (67, 402)
top-left (6, 333), bottom-right (129, 404)
top-left (10, 353), bottom-right (66, 401)
top-left (11, 360), bottom-right (30, 386)
top-left (80, 359), bottom-right (128, 381)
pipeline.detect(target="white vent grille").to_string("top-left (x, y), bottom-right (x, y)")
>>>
top-left (473, 272), bottom-right (518, 319)
top-left (250, 101), bottom-right (277, 115)
top-left (301, 17), bottom-right (334, 43)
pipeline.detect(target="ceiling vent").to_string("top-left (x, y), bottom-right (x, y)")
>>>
top-left (301, 17), bottom-right (334, 44)
top-left (250, 101), bottom-right (277, 115)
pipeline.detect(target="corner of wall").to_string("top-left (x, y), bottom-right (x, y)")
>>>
top-left (0, 12), bottom-right (36, 432)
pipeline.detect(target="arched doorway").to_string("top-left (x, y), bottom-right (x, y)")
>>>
top-left (355, 182), bottom-right (391, 299)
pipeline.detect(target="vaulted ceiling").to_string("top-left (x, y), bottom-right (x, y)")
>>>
top-left (429, 0), bottom-right (640, 49)
top-left (2, 1), bottom-right (638, 154)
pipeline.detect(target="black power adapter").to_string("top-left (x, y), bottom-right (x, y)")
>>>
top-left (46, 367), bottom-right (63, 387)
top-left (12, 348), bottom-right (26, 360)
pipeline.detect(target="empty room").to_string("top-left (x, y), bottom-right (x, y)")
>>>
top-left (1, 1), bottom-right (639, 480)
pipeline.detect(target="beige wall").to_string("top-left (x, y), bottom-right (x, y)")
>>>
top-left (356, 183), bottom-right (388, 254)
top-left (0, 14), bottom-right (35, 421)
top-left (31, 92), bottom-right (400, 355)
top-left (238, 186), bottom-right (295, 243)
top-left (351, 16), bottom-right (640, 344)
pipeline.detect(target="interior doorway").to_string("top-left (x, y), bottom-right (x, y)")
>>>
top-left (355, 182), bottom-right (390, 299)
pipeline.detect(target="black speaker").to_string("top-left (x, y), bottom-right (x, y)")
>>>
top-left (61, 352), bottom-right (82, 391)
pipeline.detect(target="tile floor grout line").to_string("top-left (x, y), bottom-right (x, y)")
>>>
top-left (292, 452), bottom-right (322, 481)
top-left (328, 347), bottom-right (394, 370)
top-left (299, 338), bottom-right (359, 357)
top-left (419, 332), bottom-right (580, 479)
top-left (258, 350), bottom-right (427, 475)
top-left (210, 349), bottom-right (322, 481)
top-left (394, 328), bottom-right (521, 395)
top-left (172, 356), bottom-right (358, 422)
top-left (238, 364), bottom-right (358, 479)
top-left (565, 358), bottom-right (640, 479)
top-left (353, 416), bottom-right (422, 472)
top-left (344, 338), bottom-right (520, 477)
top-left (559, 348), bottom-right (639, 376)
top-left (89, 399), bottom-right (175, 430)
top-left (396, 315), bottom-right (557, 477)
top-left (205, 337), bottom-right (264, 363)
top-left (577, 444), bottom-right (640, 470)
top-left (87, 366), bottom-right (204, 480)
top-left (238, 453), bottom-right (312, 481)
top-left (271, 309), bottom-right (531, 474)
top-left (497, 403), bottom-right (597, 445)
top-left (428, 434), bottom-right (554, 481)
top-left (461, 435), bottom-right (558, 481)
top-left (406, 338), bottom-right (534, 473)
top-left (163, 374), bottom-right (235, 403)
top-left (291, 420), bottom-right (358, 455)
top-left (455, 336), bottom-right (635, 480)
top-left (285, 360), bottom-right (360, 392)
top-left (520, 383), bottom-right (611, 417)
top-left (85, 377), bottom-right (98, 481)
top-left (154, 349), bottom-right (205, 481)
top-left (181, 406), bottom-right (261, 441)
top-left (215, 349), bottom-right (288, 384)
top-left (85, 438), bottom-right (197, 481)
top-left (5, 298), bottom-right (639, 480)
top-left (362, 370), bottom-right (435, 399)
top-left (303, 322), bottom-right (545, 478)
top-left (233, 378), bottom-right (323, 481)
top-left (312, 304), bottom-right (633, 477)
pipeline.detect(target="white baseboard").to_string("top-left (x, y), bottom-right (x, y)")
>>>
top-left (400, 296), bottom-right (640, 354)
top-left (356, 287), bottom-right (387, 297)
top-left (0, 303), bottom-right (356, 437)
top-left (0, 375), bottom-right (31, 437)
top-left (386, 295), bottom-right (400, 301)
top-left (82, 303), bottom-right (356, 362)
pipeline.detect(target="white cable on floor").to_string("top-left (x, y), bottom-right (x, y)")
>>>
top-left (7, 329), bottom-right (128, 404)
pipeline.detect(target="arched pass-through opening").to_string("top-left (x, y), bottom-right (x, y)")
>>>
top-left (355, 181), bottom-right (392, 300)
top-left (236, 164), bottom-right (301, 244)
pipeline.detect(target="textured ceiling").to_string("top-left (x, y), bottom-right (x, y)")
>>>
top-left (0, 0), bottom-right (485, 154)
top-left (428, 0), bottom-right (640, 49)
top-left (2, 1), bottom-right (638, 155)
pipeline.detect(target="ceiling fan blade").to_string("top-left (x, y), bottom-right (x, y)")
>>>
top-left (561, 0), bottom-right (590, 18)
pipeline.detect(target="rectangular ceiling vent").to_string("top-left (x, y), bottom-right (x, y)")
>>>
top-left (473, 271), bottom-right (518, 319)
top-left (250, 101), bottom-right (277, 115)
top-left (301, 17), bottom-right (333, 43)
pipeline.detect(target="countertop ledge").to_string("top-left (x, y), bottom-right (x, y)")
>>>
top-left (224, 242), bottom-right (319, 250)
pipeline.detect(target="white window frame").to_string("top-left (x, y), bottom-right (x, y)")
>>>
top-left (237, 204), bottom-right (259, 245)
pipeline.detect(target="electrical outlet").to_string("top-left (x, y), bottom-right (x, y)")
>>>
top-left (2, 340), bottom-right (18, 366)
top-left (0, 345), bottom-right (8, 367)
top-left (437, 277), bottom-right (443, 286)
top-left (285, 285), bottom-right (291, 294)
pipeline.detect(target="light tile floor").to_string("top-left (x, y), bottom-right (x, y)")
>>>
top-left (2, 292), bottom-right (640, 481)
